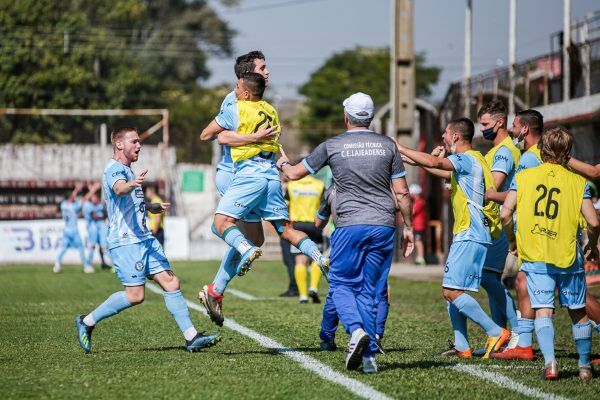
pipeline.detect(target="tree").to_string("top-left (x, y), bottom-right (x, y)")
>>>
top-left (0, 0), bottom-right (236, 163)
top-left (298, 47), bottom-right (441, 148)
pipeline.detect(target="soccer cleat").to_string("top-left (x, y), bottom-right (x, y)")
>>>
top-left (279, 289), bottom-right (299, 297)
top-left (308, 289), bottom-right (321, 304)
top-left (491, 345), bottom-right (534, 361)
top-left (101, 263), bottom-right (111, 270)
top-left (375, 337), bottom-right (386, 355)
top-left (321, 341), bottom-right (338, 352)
top-left (236, 247), bottom-right (262, 276)
top-left (436, 346), bottom-right (472, 358)
top-left (591, 358), bottom-right (600, 366)
top-left (53, 264), bottom-right (62, 273)
top-left (198, 284), bottom-right (224, 327)
top-left (299, 297), bottom-right (308, 304)
top-left (363, 356), bottom-right (378, 374)
top-left (185, 332), bottom-right (221, 352)
top-left (316, 256), bottom-right (330, 278)
top-left (578, 365), bottom-right (593, 381)
top-left (544, 361), bottom-right (559, 380)
top-left (483, 328), bottom-right (510, 359)
top-left (75, 315), bottom-right (94, 353)
top-left (83, 265), bottom-right (95, 274)
top-left (346, 328), bottom-right (370, 370)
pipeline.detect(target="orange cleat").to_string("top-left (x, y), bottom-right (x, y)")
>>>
top-left (544, 361), bottom-right (559, 381)
top-left (591, 358), bottom-right (600, 366)
top-left (483, 328), bottom-right (511, 359)
top-left (491, 345), bottom-right (534, 361)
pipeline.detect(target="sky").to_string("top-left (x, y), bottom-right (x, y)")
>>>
top-left (204, 0), bottom-right (599, 101)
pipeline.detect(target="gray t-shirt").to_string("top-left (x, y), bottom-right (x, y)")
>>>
top-left (302, 129), bottom-right (406, 228)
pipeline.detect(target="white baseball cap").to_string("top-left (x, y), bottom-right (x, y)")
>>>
top-left (343, 92), bottom-right (374, 120)
top-left (409, 184), bottom-right (422, 195)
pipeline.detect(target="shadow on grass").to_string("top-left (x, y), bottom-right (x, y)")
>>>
top-left (379, 360), bottom-right (453, 372)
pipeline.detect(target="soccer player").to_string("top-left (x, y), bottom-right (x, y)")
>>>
top-left (199, 50), bottom-right (276, 296)
top-left (82, 190), bottom-right (111, 270)
top-left (198, 73), bottom-right (328, 327)
top-left (145, 185), bottom-right (165, 246)
top-left (278, 92), bottom-right (413, 374)
top-left (286, 174), bottom-right (325, 303)
top-left (54, 183), bottom-right (97, 274)
top-left (398, 118), bottom-right (510, 359)
top-left (501, 126), bottom-right (599, 380)
top-left (490, 109), bottom-right (544, 360)
top-left (316, 185), bottom-right (390, 355)
top-left (476, 101), bottom-right (520, 340)
top-left (75, 127), bottom-right (220, 353)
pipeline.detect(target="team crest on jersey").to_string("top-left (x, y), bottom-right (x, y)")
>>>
top-left (135, 262), bottom-right (144, 271)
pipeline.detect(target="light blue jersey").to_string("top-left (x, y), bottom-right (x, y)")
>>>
top-left (215, 100), bottom-right (279, 181)
top-left (82, 201), bottom-right (106, 228)
top-left (216, 91), bottom-right (236, 173)
top-left (448, 153), bottom-right (491, 244)
top-left (60, 200), bottom-right (81, 234)
top-left (102, 159), bottom-right (152, 249)
top-left (514, 151), bottom-right (542, 176)
top-left (490, 146), bottom-right (516, 192)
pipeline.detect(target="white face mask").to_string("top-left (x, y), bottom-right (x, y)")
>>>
top-left (513, 131), bottom-right (525, 150)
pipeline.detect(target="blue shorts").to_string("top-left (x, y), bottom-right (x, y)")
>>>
top-left (443, 240), bottom-right (488, 292)
top-left (216, 176), bottom-right (289, 222)
top-left (87, 223), bottom-right (108, 248)
top-left (522, 252), bottom-right (586, 309)
top-left (109, 238), bottom-right (171, 286)
top-left (61, 229), bottom-right (83, 249)
top-left (483, 234), bottom-right (508, 273)
top-left (216, 168), bottom-right (261, 223)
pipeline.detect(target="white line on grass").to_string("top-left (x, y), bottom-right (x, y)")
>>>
top-left (452, 364), bottom-right (569, 400)
top-left (227, 288), bottom-right (259, 301)
top-left (146, 283), bottom-right (392, 400)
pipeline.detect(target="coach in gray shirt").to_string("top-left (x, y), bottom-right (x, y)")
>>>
top-left (277, 92), bottom-right (414, 374)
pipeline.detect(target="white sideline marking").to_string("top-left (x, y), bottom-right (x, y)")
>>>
top-left (227, 288), bottom-right (259, 301)
top-left (146, 283), bottom-right (392, 400)
top-left (453, 364), bottom-right (569, 400)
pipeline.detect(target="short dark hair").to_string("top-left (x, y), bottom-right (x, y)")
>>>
top-left (515, 109), bottom-right (543, 134)
top-left (111, 127), bottom-right (138, 145)
top-left (240, 72), bottom-right (266, 99)
top-left (448, 118), bottom-right (475, 143)
top-left (477, 100), bottom-right (507, 120)
top-left (234, 51), bottom-right (265, 79)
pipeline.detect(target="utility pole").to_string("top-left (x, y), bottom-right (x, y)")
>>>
top-left (508, 0), bottom-right (517, 115)
top-left (463, 0), bottom-right (472, 118)
top-left (563, 0), bottom-right (571, 101)
top-left (390, 0), bottom-right (414, 137)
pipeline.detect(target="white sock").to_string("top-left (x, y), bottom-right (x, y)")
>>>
top-left (83, 314), bottom-right (96, 327)
top-left (183, 327), bottom-right (198, 341)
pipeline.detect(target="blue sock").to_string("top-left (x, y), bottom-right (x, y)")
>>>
top-left (572, 321), bottom-right (592, 367)
top-left (535, 317), bottom-right (555, 365)
top-left (91, 291), bottom-right (133, 324)
top-left (213, 247), bottom-right (241, 295)
top-left (297, 237), bottom-right (321, 263)
top-left (447, 301), bottom-right (469, 351)
top-left (87, 247), bottom-right (95, 266)
top-left (481, 270), bottom-right (507, 328)
top-left (222, 227), bottom-right (253, 254)
top-left (516, 318), bottom-right (534, 347)
top-left (55, 246), bottom-right (68, 265)
top-left (453, 293), bottom-right (502, 337)
top-left (78, 246), bottom-right (88, 265)
top-left (595, 323), bottom-right (600, 334)
top-left (163, 290), bottom-right (193, 333)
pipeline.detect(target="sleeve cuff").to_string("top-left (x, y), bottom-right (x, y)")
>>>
top-left (490, 168), bottom-right (508, 174)
top-left (391, 172), bottom-right (407, 179)
top-left (317, 212), bottom-right (329, 221)
top-left (302, 159), bottom-right (316, 175)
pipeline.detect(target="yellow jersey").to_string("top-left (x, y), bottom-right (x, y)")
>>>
top-left (287, 176), bottom-right (325, 223)
top-left (147, 195), bottom-right (164, 231)
top-left (515, 163), bottom-right (586, 268)
top-left (230, 99), bottom-right (281, 162)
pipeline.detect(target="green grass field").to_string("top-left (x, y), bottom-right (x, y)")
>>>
top-left (1, 261), bottom-right (599, 399)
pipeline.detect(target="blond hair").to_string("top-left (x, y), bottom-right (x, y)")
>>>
top-left (539, 126), bottom-right (573, 165)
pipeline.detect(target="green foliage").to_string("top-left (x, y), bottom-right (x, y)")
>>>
top-left (298, 47), bottom-right (441, 148)
top-left (0, 0), bottom-right (236, 162)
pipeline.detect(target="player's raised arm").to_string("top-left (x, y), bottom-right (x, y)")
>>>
top-left (113, 169), bottom-right (147, 196)
top-left (277, 146), bottom-right (310, 181)
top-left (568, 157), bottom-right (600, 180)
top-left (582, 198), bottom-right (600, 262)
top-left (218, 125), bottom-right (279, 146)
